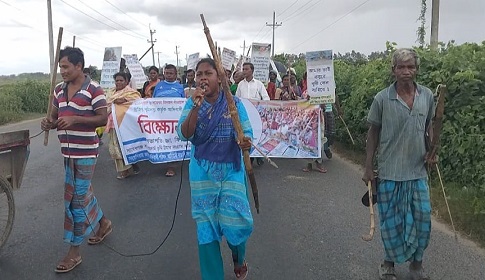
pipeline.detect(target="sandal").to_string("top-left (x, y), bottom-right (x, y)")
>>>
top-left (116, 169), bottom-right (132, 180)
top-left (302, 163), bottom-right (312, 172)
top-left (88, 220), bottom-right (112, 245)
top-left (165, 169), bottom-right (175, 177)
top-left (55, 256), bottom-right (82, 273)
top-left (315, 163), bottom-right (327, 173)
top-left (378, 263), bottom-right (397, 280)
top-left (234, 261), bottom-right (249, 280)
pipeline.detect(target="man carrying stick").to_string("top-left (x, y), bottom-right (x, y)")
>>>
top-left (362, 48), bottom-right (435, 280)
top-left (41, 47), bottom-right (112, 273)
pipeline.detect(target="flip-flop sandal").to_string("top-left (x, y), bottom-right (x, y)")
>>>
top-left (88, 222), bottom-right (113, 245)
top-left (55, 256), bottom-right (82, 273)
top-left (302, 163), bottom-right (312, 172)
top-left (234, 261), bottom-right (249, 280)
top-left (116, 170), bottom-right (131, 180)
top-left (315, 166), bottom-right (327, 173)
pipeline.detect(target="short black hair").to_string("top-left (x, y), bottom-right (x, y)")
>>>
top-left (164, 64), bottom-right (177, 72)
top-left (148, 66), bottom-right (159, 73)
top-left (282, 74), bottom-right (289, 80)
top-left (243, 62), bottom-right (254, 72)
top-left (196, 58), bottom-right (218, 75)
top-left (185, 69), bottom-right (195, 74)
top-left (59, 47), bottom-right (85, 68)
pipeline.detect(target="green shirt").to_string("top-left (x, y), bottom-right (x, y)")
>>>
top-left (367, 82), bottom-right (435, 181)
top-left (230, 84), bottom-right (238, 95)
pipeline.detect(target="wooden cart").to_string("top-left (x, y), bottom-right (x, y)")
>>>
top-left (0, 130), bottom-right (30, 250)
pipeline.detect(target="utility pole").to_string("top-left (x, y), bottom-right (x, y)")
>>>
top-left (240, 40), bottom-right (246, 57)
top-left (147, 24), bottom-right (157, 66)
top-left (430, 0), bottom-right (440, 50)
top-left (72, 35), bottom-right (76, 47)
top-left (155, 51), bottom-right (162, 69)
top-left (47, 0), bottom-right (54, 75)
top-left (266, 11), bottom-right (282, 57)
top-left (175, 45), bottom-right (180, 67)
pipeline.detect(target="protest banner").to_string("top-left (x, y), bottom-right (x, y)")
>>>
top-left (305, 50), bottom-right (336, 104)
top-left (251, 43), bottom-right (271, 82)
top-left (113, 99), bottom-right (321, 164)
top-left (123, 54), bottom-right (147, 89)
top-left (100, 47), bottom-right (122, 89)
top-left (221, 47), bottom-right (236, 71)
top-left (187, 52), bottom-right (200, 71)
top-left (112, 98), bottom-right (190, 164)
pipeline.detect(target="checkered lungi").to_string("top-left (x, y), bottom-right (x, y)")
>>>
top-left (377, 179), bottom-right (431, 263)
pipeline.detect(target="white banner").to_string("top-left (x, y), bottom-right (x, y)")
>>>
top-left (221, 47), bottom-right (236, 71)
top-left (123, 54), bottom-right (147, 89)
top-left (113, 98), bottom-right (190, 164)
top-left (100, 47), bottom-right (122, 89)
top-left (113, 99), bottom-right (322, 164)
top-left (250, 43), bottom-right (271, 82)
top-left (187, 52), bottom-right (200, 71)
top-left (305, 50), bottom-right (336, 104)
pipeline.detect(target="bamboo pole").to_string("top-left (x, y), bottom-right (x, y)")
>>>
top-left (200, 15), bottom-right (260, 213)
top-left (44, 27), bottom-right (63, 146)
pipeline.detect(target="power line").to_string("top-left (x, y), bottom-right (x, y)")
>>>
top-left (0, 0), bottom-right (107, 49)
top-left (284, 0), bottom-right (322, 22)
top-left (103, 0), bottom-right (146, 28)
top-left (58, 0), bottom-right (145, 41)
top-left (250, 24), bottom-right (266, 43)
top-left (256, 28), bottom-right (272, 43)
top-left (280, 0), bottom-right (315, 21)
top-left (277, 0), bottom-right (300, 17)
top-left (0, 0), bottom-right (20, 10)
top-left (76, 0), bottom-right (146, 39)
top-left (290, 0), bottom-right (372, 51)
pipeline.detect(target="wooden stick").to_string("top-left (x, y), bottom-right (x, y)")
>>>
top-left (44, 27), bottom-right (64, 146)
top-left (249, 140), bottom-right (278, 169)
top-left (200, 15), bottom-right (260, 213)
top-left (332, 103), bottom-right (355, 145)
top-left (362, 181), bottom-right (375, 241)
top-left (435, 164), bottom-right (458, 241)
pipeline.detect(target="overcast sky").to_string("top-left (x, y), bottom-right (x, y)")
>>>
top-left (0, 0), bottom-right (484, 75)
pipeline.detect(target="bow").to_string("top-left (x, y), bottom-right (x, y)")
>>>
top-left (428, 84), bottom-right (458, 240)
top-left (333, 94), bottom-right (355, 145)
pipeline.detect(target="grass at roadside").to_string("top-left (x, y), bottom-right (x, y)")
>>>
top-left (333, 141), bottom-right (485, 248)
top-left (0, 112), bottom-right (44, 127)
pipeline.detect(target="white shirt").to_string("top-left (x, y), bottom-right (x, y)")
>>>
top-left (236, 78), bottom-right (270, 100)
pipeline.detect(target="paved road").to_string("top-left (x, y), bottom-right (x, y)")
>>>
top-left (0, 119), bottom-right (484, 280)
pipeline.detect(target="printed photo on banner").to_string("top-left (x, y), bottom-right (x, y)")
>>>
top-left (305, 50), bottom-right (336, 104)
top-left (242, 99), bottom-right (322, 159)
top-left (100, 46), bottom-right (122, 89)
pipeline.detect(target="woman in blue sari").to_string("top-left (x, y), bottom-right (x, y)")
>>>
top-left (177, 58), bottom-right (253, 280)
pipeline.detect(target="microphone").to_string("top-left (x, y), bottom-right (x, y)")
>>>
top-left (193, 84), bottom-right (207, 107)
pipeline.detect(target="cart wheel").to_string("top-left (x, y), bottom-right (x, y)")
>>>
top-left (0, 176), bottom-right (15, 250)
